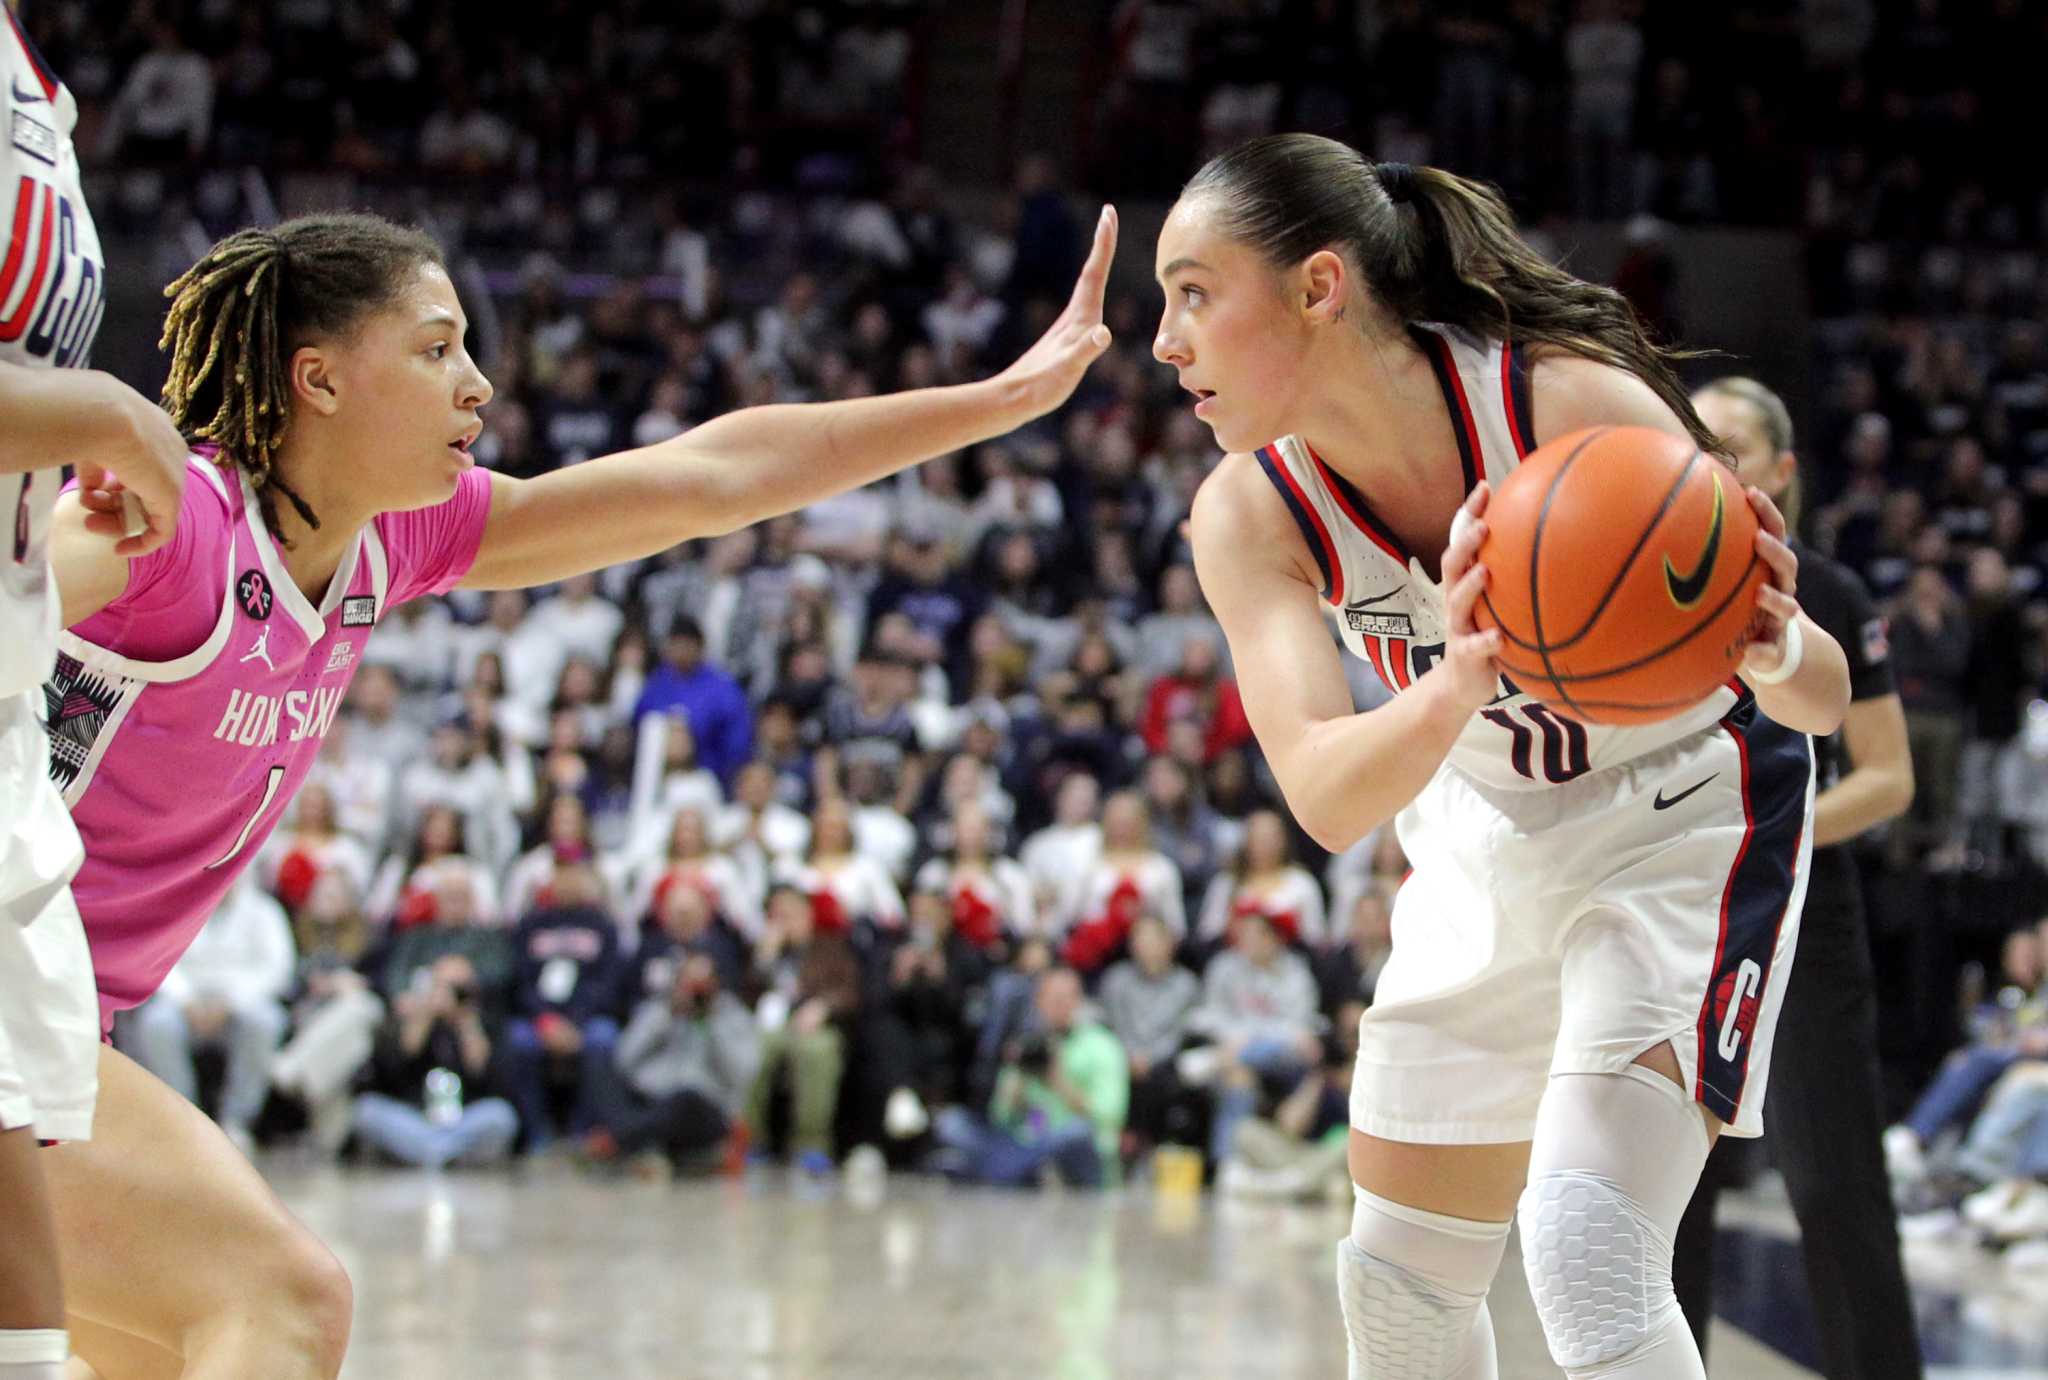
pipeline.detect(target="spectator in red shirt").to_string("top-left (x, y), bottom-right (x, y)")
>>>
top-left (1141, 635), bottom-right (1252, 762)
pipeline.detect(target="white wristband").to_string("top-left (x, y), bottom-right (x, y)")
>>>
top-left (1747, 617), bottom-right (1803, 686)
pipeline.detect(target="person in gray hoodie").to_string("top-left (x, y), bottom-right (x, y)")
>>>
top-left (576, 952), bottom-right (760, 1178)
top-left (1191, 911), bottom-right (1322, 1166)
top-left (1100, 913), bottom-right (1202, 1154)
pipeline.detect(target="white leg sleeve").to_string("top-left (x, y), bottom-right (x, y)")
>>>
top-left (1517, 1066), bottom-right (1712, 1380)
top-left (1338, 1184), bottom-right (1511, 1380)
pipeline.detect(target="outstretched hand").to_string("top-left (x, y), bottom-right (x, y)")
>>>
top-left (993, 205), bottom-right (1117, 420)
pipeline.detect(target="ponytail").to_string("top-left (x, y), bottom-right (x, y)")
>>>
top-left (1183, 135), bottom-right (1727, 459)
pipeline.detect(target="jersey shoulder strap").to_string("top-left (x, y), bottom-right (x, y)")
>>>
top-left (1408, 323), bottom-right (1539, 485)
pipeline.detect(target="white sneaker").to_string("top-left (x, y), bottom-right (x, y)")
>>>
top-left (844, 1143), bottom-right (888, 1190)
top-left (1175, 1047), bottom-right (1224, 1087)
top-left (883, 1088), bottom-right (929, 1140)
top-left (1980, 1182), bottom-right (2048, 1243)
top-left (1898, 1207), bottom-right (1966, 1243)
top-left (2003, 1236), bottom-right (2048, 1278)
top-left (1218, 1160), bottom-right (1309, 1200)
top-left (1963, 1180), bottom-right (2030, 1232)
top-left (1884, 1125), bottom-right (1927, 1182)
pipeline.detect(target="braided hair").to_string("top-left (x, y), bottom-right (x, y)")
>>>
top-left (158, 213), bottom-right (445, 544)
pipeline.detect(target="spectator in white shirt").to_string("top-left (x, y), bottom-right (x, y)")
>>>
top-left (341, 663), bottom-right (427, 788)
top-left (367, 806), bottom-right (505, 931)
top-left (99, 19), bottom-right (214, 163)
top-left (1019, 771), bottom-right (1103, 934)
top-left (1196, 810), bottom-right (1329, 951)
top-left (128, 874), bottom-right (297, 1153)
top-left (418, 82), bottom-right (516, 172)
top-left (625, 803), bottom-right (763, 939)
top-left (776, 797), bottom-right (905, 935)
top-left (914, 799), bottom-right (1036, 948)
top-left (922, 265), bottom-right (1006, 362)
top-left (717, 760), bottom-right (813, 900)
top-left (527, 572), bottom-right (625, 670)
top-left (359, 595), bottom-right (456, 691)
top-left (395, 713), bottom-right (521, 876)
top-left (1063, 792), bottom-right (1187, 973)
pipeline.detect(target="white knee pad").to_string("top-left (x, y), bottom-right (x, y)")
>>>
top-left (1517, 1170), bottom-right (1673, 1371)
top-left (1337, 1185), bottom-right (1509, 1380)
top-left (1518, 1066), bottom-right (1711, 1378)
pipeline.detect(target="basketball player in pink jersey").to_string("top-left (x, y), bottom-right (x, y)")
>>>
top-left (34, 206), bottom-right (1118, 1378)
top-left (0, 5), bottom-right (188, 1378)
top-left (1160, 136), bottom-right (1848, 1379)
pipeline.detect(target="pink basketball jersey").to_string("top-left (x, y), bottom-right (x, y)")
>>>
top-left (46, 454), bottom-right (492, 1024)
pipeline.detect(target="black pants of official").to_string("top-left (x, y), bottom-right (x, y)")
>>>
top-left (1672, 871), bottom-right (1922, 1380)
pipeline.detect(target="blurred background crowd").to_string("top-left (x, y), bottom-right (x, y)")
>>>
top-left (27, 0), bottom-right (2048, 1247)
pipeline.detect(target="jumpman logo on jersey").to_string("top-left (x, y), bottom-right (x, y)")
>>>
top-left (240, 627), bottom-right (275, 672)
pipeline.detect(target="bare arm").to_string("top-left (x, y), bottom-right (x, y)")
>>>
top-left (1531, 355), bottom-right (1850, 735)
top-left (1189, 456), bottom-right (1498, 853)
top-left (459, 208), bottom-right (1119, 590)
top-left (1812, 693), bottom-right (1914, 848)
top-left (0, 360), bottom-right (189, 586)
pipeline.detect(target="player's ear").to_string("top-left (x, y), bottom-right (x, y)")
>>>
top-left (290, 345), bottom-right (340, 417)
top-left (1301, 250), bottom-right (1347, 324)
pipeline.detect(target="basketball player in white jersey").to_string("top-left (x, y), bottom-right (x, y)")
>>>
top-left (1160, 135), bottom-right (1850, 1379)
top-left (0, 5), bottom-right (187, 1378)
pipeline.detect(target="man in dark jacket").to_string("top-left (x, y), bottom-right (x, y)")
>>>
top-left (578, 953), bottom-right (759, 1180)
top-left (500, 865), bottom-right (626, 1149)
top-left (353, 952), bottom-right (520, 1168)
top-left (864, 885), bottom-right (993, 1149)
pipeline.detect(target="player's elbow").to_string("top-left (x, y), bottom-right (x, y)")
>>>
top-left (1293, 798), bottom-right (1369, 856)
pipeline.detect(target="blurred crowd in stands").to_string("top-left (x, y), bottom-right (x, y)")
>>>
top-left (28, 0), bottom-right (2048, 1227)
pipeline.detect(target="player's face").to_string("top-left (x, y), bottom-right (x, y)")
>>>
top-left (332, 263), bottom-right (493, 511)
top-left (1153, 198), bottom-right (1311, 455)
top-left (1694, 392), bottom-right (1790, 501)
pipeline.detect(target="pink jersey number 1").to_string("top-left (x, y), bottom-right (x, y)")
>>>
top-left (204, 763), bottom-right (286, 871)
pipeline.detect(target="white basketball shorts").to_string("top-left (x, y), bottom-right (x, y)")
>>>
top-left (1351, 698), bottom-right (1814, 1144)
top-left (0, 690), bottom-right (98, 1141)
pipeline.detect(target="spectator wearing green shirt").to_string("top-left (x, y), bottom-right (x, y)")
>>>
top-left (932, 967), bottom-right (1128, 1187)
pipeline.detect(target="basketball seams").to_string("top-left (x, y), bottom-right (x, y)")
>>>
top-left (1527, 428), bottom-right (1611, 723)
top-left (1541, 446), bottom-right (1703, 652)
top-left (1497, 548), bottom-right (1766, 688)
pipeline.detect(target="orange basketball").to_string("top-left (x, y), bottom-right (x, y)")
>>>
top-left (1471, 426), bottom-right (1769, 726)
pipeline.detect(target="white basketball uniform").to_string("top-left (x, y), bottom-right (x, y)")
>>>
top-left (0, 8), bottom-right (109, 1142)
top-left (1255, 324), bottom-right (1813, 1143)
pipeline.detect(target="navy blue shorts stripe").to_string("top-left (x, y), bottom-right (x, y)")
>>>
top-left (1254, 447), bottom-right (1336, 603)
top-left (1695, 701), bottom-right (1810, 1124)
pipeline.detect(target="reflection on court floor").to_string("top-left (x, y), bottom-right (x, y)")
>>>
top-left (267, 1162), bottom-right (1822, 1380)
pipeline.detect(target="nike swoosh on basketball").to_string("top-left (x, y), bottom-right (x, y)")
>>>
top-left (1652, 774), bottom-right (1718, 810)
top-left (11, 77), bottom-right (46, 106)
top-left (1663, 474), bottom-right (1725, 609)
